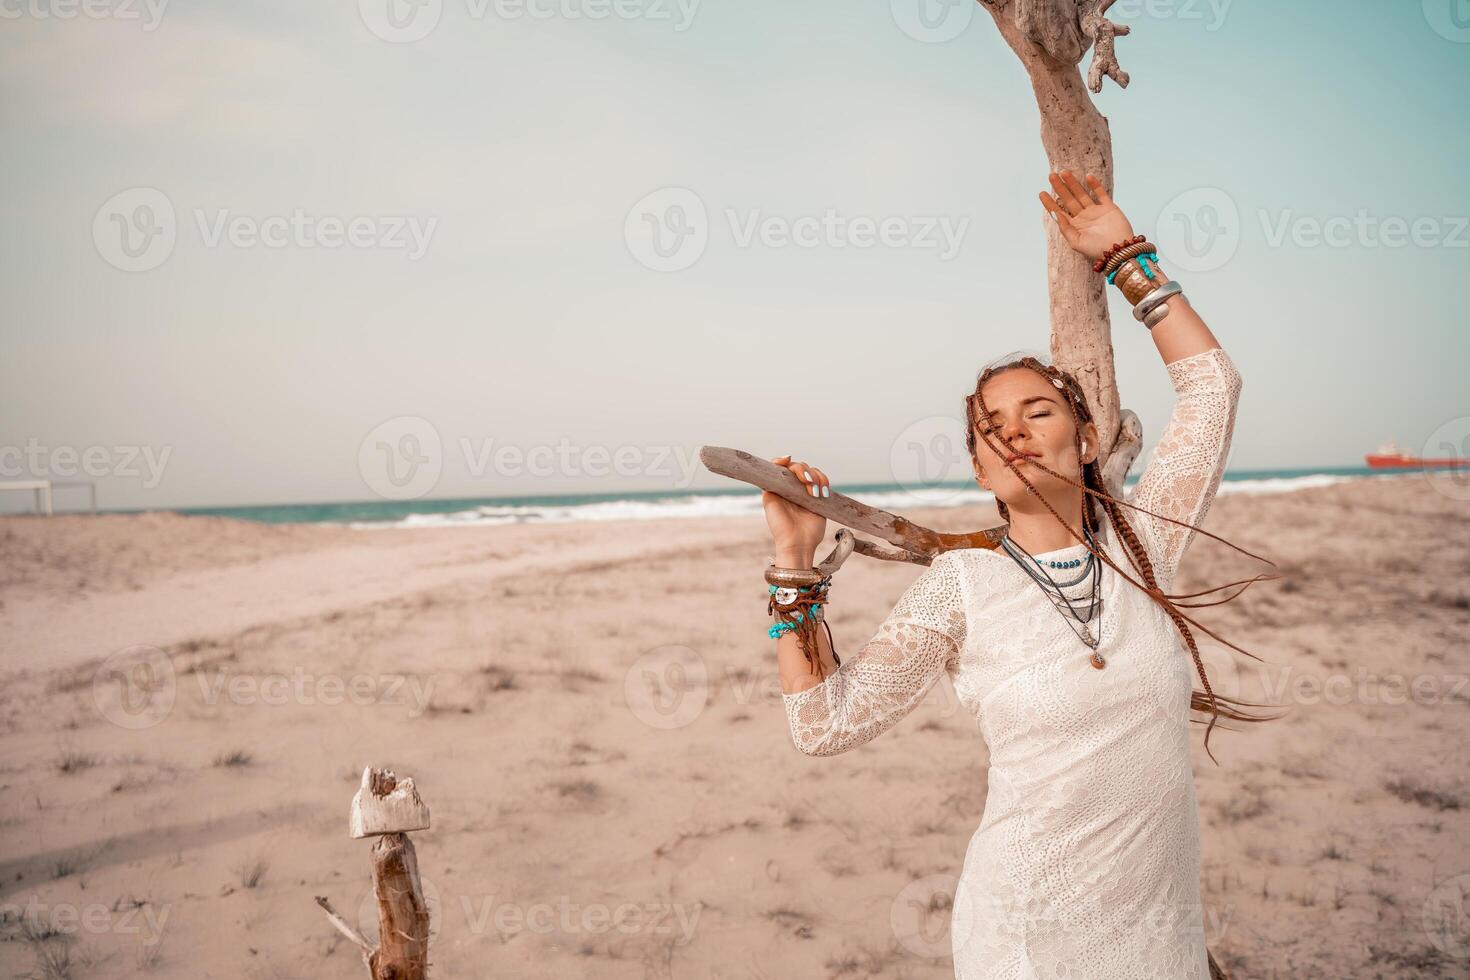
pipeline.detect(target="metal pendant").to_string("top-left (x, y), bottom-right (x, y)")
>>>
top-left (1090, 652), bottom-right (1107, 669)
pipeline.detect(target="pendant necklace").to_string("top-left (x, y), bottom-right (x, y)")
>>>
top-left (1000, 526), bottom-right (1108, 669)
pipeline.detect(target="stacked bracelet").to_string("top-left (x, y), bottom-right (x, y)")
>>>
top-left (1097, 235), bottom-right (1187, 331)
top-left (766, 573), bottom-right (840, 676)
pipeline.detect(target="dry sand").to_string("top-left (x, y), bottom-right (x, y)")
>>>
top-left (1, 474), bottom-right (1467, 979)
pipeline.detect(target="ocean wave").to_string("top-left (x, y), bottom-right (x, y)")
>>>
top-left (345, 471), bottom-right (1374, 530)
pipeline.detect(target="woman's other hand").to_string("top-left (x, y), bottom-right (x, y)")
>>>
top-left (1039, 170), bottom-right (1135, 263)
top-left (762, 454), bottom-right (829, 566)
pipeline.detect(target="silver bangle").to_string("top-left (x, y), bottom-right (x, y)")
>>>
top-left (1143, 303), bottom-right (1172, 329)
top-left (1133, 280), bottom-right (1183, 322)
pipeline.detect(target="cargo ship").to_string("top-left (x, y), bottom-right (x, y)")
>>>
top-left (1365, 441), bottom-right (1470, 469)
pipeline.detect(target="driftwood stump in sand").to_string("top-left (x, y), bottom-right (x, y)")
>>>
top-left (317, 767), bottom-right (432, 980)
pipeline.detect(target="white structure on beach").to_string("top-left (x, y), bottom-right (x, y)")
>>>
top-left (0, 479), bottom-right (97, 516)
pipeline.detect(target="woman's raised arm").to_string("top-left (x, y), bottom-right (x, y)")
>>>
top-left (1125, 342), bottom-right (1243, 592)
top-left (1039, 169), bottom-right (1242, 591)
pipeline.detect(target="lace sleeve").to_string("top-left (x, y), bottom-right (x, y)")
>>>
top-left (781, 551), bottom-right (967, 757)
top-left (1125, 346), bottom-right (1243, 591)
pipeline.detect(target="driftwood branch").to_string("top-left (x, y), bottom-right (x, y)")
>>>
top-left (700, 446), bottom-right (1003, 565)
top-left (994, 0), bottom-right (1132, 93)
top-left (979, 0), bottom-right (1138, 490)
top-left (316, 896), bottom-right (375, 961)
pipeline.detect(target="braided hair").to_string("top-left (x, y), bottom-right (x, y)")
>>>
top-left (964, 352), bottom-right (1283, 765)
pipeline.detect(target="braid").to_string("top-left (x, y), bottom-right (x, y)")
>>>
top-left (966, 355), bottom-right (1284, 765)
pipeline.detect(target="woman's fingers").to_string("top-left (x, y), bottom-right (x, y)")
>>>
top-left (1060, 170), bottom-right (1094, 208)
top-left (1040, 192), bottom-right (1080, 244)
top-left (809, 466), bottom-right (831, 498)
top-left (1048, 171), bottom-right (1082, 213)
top-left (770, 455), bottom-right (832, 499)
top-left (1085, 172), bottom-right (1112, 206)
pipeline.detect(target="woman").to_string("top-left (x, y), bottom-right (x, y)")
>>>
top-left (761, 171), bottom-right (1274, 979)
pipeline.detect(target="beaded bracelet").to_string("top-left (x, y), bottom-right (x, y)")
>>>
top-left (1094, 234), bottom-right (1146, 274)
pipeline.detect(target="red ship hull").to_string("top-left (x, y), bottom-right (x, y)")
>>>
top-left (1365, 454), bottom-right (1470, 469)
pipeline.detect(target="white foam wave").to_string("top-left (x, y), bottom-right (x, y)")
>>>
top-left (347, 472), bottom-right (1370, 530)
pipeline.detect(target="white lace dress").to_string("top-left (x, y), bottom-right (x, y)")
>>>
top-left (782, 347), bottom-right (1243, 980)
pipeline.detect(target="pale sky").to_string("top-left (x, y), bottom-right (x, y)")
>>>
top-left (2, 0), bottom-right (1467, 511)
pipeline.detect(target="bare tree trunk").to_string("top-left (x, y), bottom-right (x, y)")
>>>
top-left (978, 0), bottom-right (1143, 492)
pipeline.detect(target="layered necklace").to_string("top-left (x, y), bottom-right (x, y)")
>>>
top-left (1000, 525), bottom-right (1108, 669)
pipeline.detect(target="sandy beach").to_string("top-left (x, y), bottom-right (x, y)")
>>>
top-left (1, 473), bottom-right (1468, 979)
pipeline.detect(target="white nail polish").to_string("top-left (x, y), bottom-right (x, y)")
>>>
top-left (802, 472), bottom-right (813, 482)
top-left (822, 486), bottom-right (830, 497)
top-left (809, 486), bottom-right (818, 497)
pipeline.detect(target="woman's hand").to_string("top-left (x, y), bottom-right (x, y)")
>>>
top-left (1039, 170), bottom-right (1135, 263)
top-left (762, 454), bottom-right (829, 566)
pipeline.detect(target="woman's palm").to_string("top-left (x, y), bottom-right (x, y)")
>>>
top-left (1040, 170), bottom-right (1135, 263)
